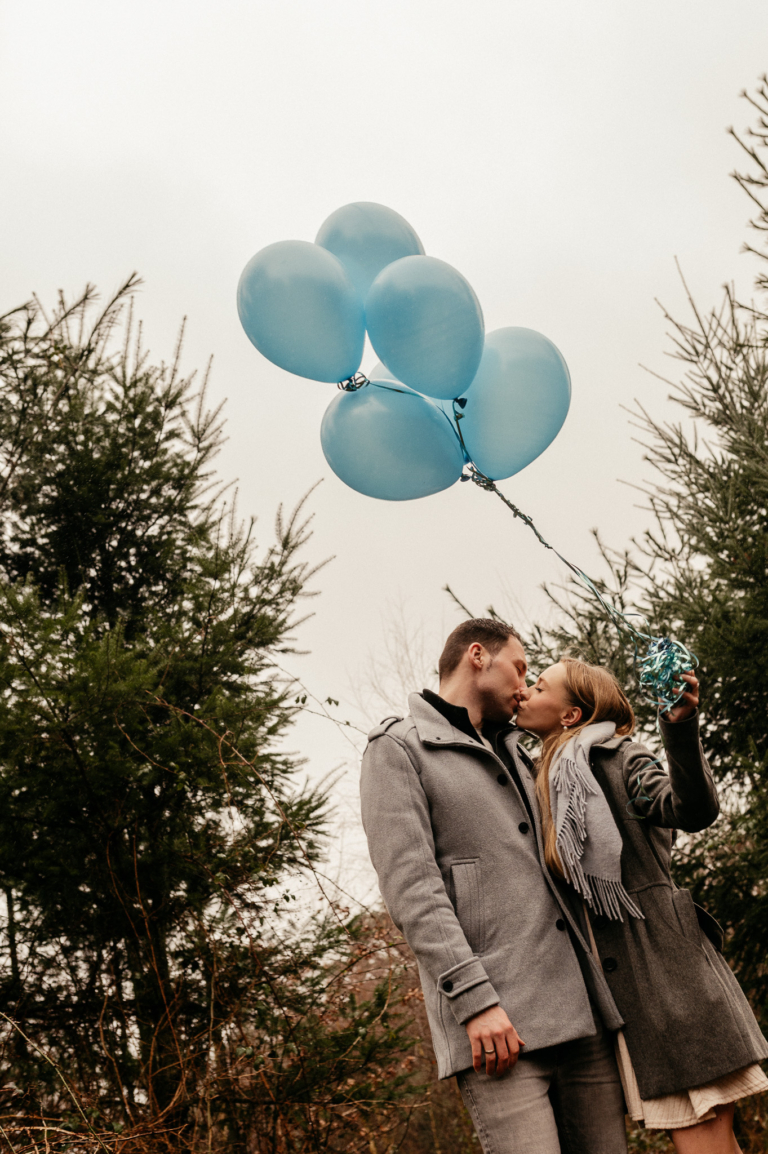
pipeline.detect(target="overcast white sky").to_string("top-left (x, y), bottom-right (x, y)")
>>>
top-left (2, 0), bottom-right (767, 899)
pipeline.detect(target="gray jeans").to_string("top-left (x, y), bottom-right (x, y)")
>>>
top-left (456, 1022), bottom-right (627, 1154)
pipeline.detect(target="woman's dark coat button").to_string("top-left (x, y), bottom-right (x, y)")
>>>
top-left (593, 914), bottom-right (609, 931)
top-left (556, 918), bottom-right (566, 931)
top-left (442, 979), bottom-right (454, 992)
top-left (518, 821), bottom-right (529, 834)
top-left (602, 957), bottom-right (618, 973)
top-left (496, 774), bottom-right (508, 785)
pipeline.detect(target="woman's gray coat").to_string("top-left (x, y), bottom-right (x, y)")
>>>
top-left (582, 713), bottom-right (768, 1098)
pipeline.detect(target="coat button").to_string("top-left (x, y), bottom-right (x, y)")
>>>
top-left (556, 918), bottom-right (566, 931)
top-left (518, 821), bottom-right (530, 834)
top-left (496, 774), bottom-right (508, 786)
top-left (602, 957), bottom-right (618, 973)
top-left (442, 979), bottom-right (454, 992)
top-left (593, 915), bottom-right (609, 931)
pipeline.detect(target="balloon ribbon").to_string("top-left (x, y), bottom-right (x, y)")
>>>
top-left (450, 402), bottom-right (697, 712)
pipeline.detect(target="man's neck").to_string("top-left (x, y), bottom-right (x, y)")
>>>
top-left (437, 683), bottom-right (489, 732)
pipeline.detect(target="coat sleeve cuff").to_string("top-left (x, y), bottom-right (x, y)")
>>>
top-left (658, 710), bottom-right (704, 760)
top-left (658, 708), bottom-right (698, 736)
top-left (437, 957), bottom-right (500, 1025)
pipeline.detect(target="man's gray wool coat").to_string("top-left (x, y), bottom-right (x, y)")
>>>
top-left (360, 693), bottom-right (624, 1080)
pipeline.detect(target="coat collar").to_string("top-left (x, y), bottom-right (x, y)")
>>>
top-left (409, 691), bottom-right (480, 747)
top-left (408, 691), bottom-right (531, 752)
top-left (593, 733), bottom-right (630, 751)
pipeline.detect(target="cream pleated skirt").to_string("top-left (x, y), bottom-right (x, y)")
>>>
top-left (614, 1029), bottom-right (768, 1130)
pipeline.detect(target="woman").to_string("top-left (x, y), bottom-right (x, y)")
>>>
top-left (515, 658), bottom-right (768, 1153)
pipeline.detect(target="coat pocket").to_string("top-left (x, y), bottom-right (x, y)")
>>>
top-left (672, 887), bottom-right (704, 944)
top-left (450, 859), bottom-right (485, 954)
top-left (694, 903), bottom-right (724, 952)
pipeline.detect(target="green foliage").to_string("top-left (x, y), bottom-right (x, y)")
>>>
top-left (0, 278), bottom-right (221, 629)
top-left (0, 282), bottom-right (418, 1151)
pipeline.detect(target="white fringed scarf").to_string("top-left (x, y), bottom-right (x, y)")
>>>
top-left (549, 721), bottom-right (644, 922)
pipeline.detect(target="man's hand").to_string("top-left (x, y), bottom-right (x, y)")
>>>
top-left (465, 1005), bottom-right (525, 1076)
top-left (662, 671), bottom-right (699, 723)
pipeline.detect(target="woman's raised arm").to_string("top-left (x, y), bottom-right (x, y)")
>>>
top-left (622, 712), bottom-right (719, 832)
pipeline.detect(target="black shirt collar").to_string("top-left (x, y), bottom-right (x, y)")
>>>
top-left (421, 689), bottom-right (516, 746)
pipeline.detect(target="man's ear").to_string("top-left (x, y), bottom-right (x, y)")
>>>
top-left (467, 642), bottom-right (485, 670)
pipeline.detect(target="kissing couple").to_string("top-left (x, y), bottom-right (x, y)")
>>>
top-left (361, 618), bottom-right (768, 1153)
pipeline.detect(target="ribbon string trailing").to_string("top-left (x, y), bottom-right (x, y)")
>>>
top-left (449, 400), bottom-right (697, 712)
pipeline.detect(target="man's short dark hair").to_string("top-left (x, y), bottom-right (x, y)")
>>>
top-left (438, 618), bottom-right (524, 681)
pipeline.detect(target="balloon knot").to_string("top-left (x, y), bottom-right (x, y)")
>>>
top-left (338, 373), bottom-right (370, 392)
top-left (462, 464), bottom-right (497, 492)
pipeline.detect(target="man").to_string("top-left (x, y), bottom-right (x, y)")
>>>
top-left (360, 619), bottom-right (628, 1154)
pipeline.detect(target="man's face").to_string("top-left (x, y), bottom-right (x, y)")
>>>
top-left (477, 637), bottom-right (528, 722)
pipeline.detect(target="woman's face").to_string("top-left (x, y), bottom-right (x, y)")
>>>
top-left (516, 662), bottom-right (580, 737)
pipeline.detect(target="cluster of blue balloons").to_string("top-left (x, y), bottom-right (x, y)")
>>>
top-left (237, 202), bottom-right (571, 501)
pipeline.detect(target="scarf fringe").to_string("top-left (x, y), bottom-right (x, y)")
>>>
top-left (553, 755), bottom-right (645, 923)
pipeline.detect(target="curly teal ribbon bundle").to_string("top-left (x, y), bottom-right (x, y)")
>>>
top-left (636, 637), bottom-right (697, 712)
top-left (449, 402), bottom-right (697, 712)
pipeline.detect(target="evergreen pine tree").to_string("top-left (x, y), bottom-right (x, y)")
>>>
top-left (0, 281), bottom-right (415, 1151)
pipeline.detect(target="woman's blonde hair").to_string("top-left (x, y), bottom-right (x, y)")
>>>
top-left (535, 658), bottom-right (635, 877)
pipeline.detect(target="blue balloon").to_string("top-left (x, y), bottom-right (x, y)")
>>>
top-left (459, 327), bottom-right (571, 480)
top-left (315, 202), bottom-right (424, 301)
top-left (321, 381), bottom-right (464, 500)
top-left (368, 361), bottom-right (429, 400)
top-left (369, 357), bottom-right (405, 385)
top-left (365, 256), bottom-right (484, 400)
top-left (237, 240), bottom-right (365, 383)
top-left (369, 360), bottom-right (398, 382)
